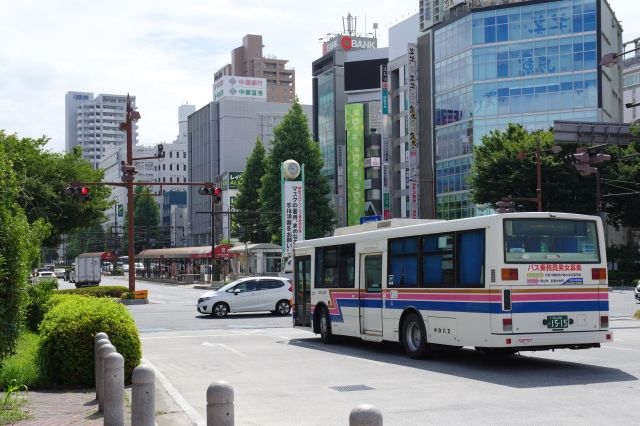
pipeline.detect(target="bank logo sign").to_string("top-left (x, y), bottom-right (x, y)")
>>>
top-left (213, 75), bottom-right (267, 102)
top-left (323, 35), bottom-right (377, 55)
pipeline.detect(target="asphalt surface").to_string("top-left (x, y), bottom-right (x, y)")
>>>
top-left (59, 276), bottom-right (640, 425)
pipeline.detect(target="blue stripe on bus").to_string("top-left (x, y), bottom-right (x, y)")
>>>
top-left (511, 300), bottom-right (607, 313)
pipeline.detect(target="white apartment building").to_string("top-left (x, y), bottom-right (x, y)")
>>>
top-left (65, 92), bottom-right (139, 168)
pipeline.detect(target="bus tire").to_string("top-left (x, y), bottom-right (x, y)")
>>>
top-left (319, 307), bottom-right (333, 344)
top-left (401, 312), bottom-right (430, 359)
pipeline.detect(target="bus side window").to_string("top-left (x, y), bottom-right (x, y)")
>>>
top-left (458, 230), bottom-right (485, 288)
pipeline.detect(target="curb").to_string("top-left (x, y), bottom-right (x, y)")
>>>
top-left (120, 298), bottom-right (149, 305)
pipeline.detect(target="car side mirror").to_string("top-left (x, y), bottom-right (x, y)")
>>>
top-left (234, 289), bottom-right (240, 295)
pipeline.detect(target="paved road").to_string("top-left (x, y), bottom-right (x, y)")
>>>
top-left (61, 276), bottom-right (640, 425)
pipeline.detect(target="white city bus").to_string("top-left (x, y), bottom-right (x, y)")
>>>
top-left (292, 212), bottom-right (612, 358)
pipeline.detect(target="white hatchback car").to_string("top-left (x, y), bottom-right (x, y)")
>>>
top-left (197, 277), bottom-right (292, 317)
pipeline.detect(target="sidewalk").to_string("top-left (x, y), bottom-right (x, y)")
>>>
top-left (14, 377), bottom-right (190, 426)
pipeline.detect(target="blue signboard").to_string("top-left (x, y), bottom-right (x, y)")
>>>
top-left (360, 215), bottom-right (382, 224)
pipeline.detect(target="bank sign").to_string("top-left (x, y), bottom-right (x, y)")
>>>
top-left (323, 35), bottom-right (377, 55)
top-left (213, 75), bottom-right (267, 102)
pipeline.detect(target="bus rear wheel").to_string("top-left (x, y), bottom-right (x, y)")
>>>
top-left (401, 313), bottom-right (430, 359)
top-left (319, 307), bottom-right (333, 344)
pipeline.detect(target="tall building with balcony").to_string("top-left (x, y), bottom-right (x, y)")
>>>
top-left (214, 34), bottom-right (295, 103)
top-left (418, 0), bottom-right (623, 219)
top-left (65, 92), bottom-right (138, 168)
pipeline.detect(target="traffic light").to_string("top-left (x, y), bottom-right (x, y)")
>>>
top-left (198, 186), bottom-right (222, 204)
top-left (213, 187), bottom-right (222, 204)
top-left (64, 184), bottom-right (91, 203)
top-left (120, 161), bottom-right (137, 182)
top-left (496, 198), bottom-right (515, 213)
top-left (567, 148), bottom-right (611, 176)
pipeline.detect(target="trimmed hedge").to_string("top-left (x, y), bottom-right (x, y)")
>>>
top-left (56, 286), bottom-right (128, 298)
top-left (25, 279), bottom-right (58, 332)
top-left (38, 295), bottom-right (141, 387)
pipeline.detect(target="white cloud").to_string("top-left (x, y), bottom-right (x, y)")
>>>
top-left (1, 0), bottom-right (635, 153)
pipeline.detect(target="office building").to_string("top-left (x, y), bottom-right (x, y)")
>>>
top-left (312, 18), bottom-right (383, 227)
top-left (65, 92), bottom-right (138, 167)
top-left (188, 98), bottom-right (312, 246)
top-left (214, 34), bottom-right (295, 103)
top-left (623, 39), bottom-right (640, 123)
top-left (418, 0), bottom-right (623, 219)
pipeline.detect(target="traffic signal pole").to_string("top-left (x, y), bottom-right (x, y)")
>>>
top-left (125, 97), bottom-right (136, 292)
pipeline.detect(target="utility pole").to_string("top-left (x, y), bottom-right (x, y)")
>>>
top-left (122, 96), bottom-right (140, 292)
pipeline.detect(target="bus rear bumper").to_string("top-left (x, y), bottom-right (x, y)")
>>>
top-left (487, 330), bottom-right (612, 351)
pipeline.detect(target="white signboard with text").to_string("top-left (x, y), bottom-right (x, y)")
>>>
top-left (283, 181), bottom-right (304, 258)
top-left (213, 75), bottom-right (267, 102)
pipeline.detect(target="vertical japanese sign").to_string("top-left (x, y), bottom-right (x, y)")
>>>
top-left (345, 103), bottom-right (365, 226)
top-left (381, 64), bottom-right (389, 115)
top-left (407, 43), bottom-right (419, 219)
top-left (381, 64), bottom-right (391, 219)
top-left (282, 181), bottom-right (304, 258)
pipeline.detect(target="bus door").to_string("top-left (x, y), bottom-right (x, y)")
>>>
top-left (293, 255), bottom-right (312, 327)
top-left (359, 253), bottom-right (383, 335)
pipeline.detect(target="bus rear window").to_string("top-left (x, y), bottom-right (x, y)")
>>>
top-left (504, 219), bottom-right (600, 263)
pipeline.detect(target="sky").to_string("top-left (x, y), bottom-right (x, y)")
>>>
top-left (1, 0), bottom-right (638, 153)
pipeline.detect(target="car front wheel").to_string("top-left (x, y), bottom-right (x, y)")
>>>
top-left (275, 300), bottom-right (291, 316)
top-left (212, 302), bottom-right (229, 318)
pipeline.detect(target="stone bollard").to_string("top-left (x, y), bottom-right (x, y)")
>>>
top-left (349, 404), bottom-right (383, 426)
top-left (97, 343), bottom-right (116, 413)
top-left (94, 334), bottom-right (110, 401)
top-left (104, 352), bottom-right (125, 426)
top-left (207, 381), bottom-right (234, 426)
top-left (132, 364), bottom-right (155, 426)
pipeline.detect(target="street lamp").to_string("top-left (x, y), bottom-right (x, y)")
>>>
top-left (625, 102), bottom-right (640, 109)
top-left (516, 136), bottom-right (561, 212)
top-left (600, 37), bottom-right (640, 66)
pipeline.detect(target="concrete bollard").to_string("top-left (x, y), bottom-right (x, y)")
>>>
top-left (349, 404), bottom-right (383, 426)
top-left (94, 336), bottom-right (110, 401)
top-left (132, 364), bottom-right (155, 426)
top-left (104, 352), bottom-right (125, 426)
top-left (97, 343), bottom-right (116, 413)
top-left (207, 381), bottom-right (234, 426)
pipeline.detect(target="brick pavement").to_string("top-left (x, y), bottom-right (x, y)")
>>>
top-left (15, 389), bottom-right (131, 426)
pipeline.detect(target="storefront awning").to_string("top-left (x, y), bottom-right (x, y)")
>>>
top-left (137, 245), bottom-right (238, 260)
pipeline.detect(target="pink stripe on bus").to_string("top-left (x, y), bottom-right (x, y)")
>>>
top-left (512, 292), bottom-right (602, 302)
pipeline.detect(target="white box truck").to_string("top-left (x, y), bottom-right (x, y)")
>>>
top-left (73, 253), bottom-right (102, 287)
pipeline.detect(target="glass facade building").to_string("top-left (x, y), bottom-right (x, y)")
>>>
top-left (433, 0), bottom-right (603, 219)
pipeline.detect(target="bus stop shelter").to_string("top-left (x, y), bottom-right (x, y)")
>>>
top-left (228, 243), bottom-right (282, 276)
top-left (137, 245), bottom-right (237, 283)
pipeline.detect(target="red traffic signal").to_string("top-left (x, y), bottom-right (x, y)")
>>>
top-left (199, 186), bottom-right (222, 203)
top-left (64, 185), bottom-right (91, 203)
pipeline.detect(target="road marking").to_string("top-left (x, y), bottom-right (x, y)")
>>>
top-left (142, 331), bottom-right (260, 340)
top-left (201, 342), bottom-right (248, 358)
top-left (142, 358), bottom-right (204, 426)
top-left (604, 346), bottom-right (640, 353)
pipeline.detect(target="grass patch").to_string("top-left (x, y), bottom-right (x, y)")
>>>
top-left (0, 396), bottom-right (30, 425)
top-left (0, 332), bottom-right (41, 390)
top-left (634, 310), bottom-right (640, 320)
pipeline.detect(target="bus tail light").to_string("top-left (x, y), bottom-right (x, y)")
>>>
top-left (503, 318), bottom-right (512, 332)
top-left (501, 268), bottom-right (518, 281)
top-left (600, 315), bottom-right (609, 329)
top-left (591, 268), bottom-right (607, 280)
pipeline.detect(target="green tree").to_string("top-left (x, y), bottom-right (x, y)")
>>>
top-left (259, 101), bottom-right (334, 242)
top-left (0, 131), bottom-right (111, 246)
top-left (233, 139), bottom-right (270, 243)
top-left (469, 124), bottom-right (601, 214)
top-left (602, 142), bottom-right (640, 228)
top-left (121, 186), bottom-right (161, 255)
top-left (0, 140), bottom-right (50, 363)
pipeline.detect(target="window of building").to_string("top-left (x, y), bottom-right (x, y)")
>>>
top-left (315, 244), bottom-right (355, 288)
top-left (183, 151), bottom-right (186, 158)
top-left (183, 164), bottom-right (187, 171)
top-left (170, 151), bottom-right (173, 158)
top-left (162, 164), bottom-right (165, 170)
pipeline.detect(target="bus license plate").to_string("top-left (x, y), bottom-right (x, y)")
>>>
top-left (547, 315), bottom-right (569, 329)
